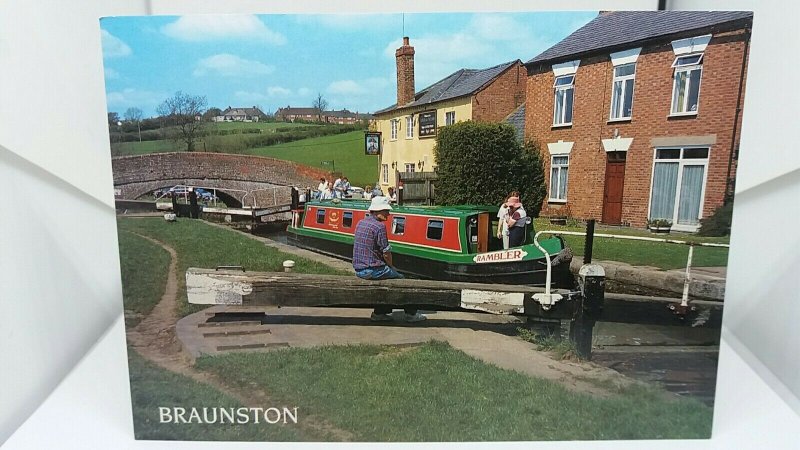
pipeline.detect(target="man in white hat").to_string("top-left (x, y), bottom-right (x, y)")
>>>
top-left (352, 196), bottom-right (425, 322)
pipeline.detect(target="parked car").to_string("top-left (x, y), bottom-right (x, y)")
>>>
top-left (195, 188), bottom-right (218, 202)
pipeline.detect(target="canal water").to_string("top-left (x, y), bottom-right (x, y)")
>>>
top-left (254, 225), bottom-right (721, 406)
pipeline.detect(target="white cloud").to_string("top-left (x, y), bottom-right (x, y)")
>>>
top-left (297, 87), bottom-right (311, 97)
top-left (161, 15), bottom-right (286, 44)
top-left (267, 86), bottom-right (292, 97)
top-left (101, 29), bottom-right (131, 58)
top-left (328, 80), bottom-right (364, 95)
top-left (104, 67), bottom-right (120, 80)
top-left (106, 88), bottom-right (166, 111)
top-left (234, 90), bottom-right (269, 103)
top-left (193, 54), bottom-right (275, 77)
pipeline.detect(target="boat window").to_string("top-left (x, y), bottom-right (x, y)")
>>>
top-left (427, 219), bottom-right (444, 240)
top-left (391, 216), bottom-right (406, 235)
top-left (316, 209), bottom-right (326, 224)
top-left (343, 211), bottom-right (353, 228)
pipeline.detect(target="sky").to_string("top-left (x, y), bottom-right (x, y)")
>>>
top-left (101, 11), bottom-right (597, 118)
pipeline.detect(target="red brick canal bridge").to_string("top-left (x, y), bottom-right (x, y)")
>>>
top-left (112, 152), bottom-right (329, 207)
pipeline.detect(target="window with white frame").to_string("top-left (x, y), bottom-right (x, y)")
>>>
top-left (390, 119), bottom-right (398, 140)
top-left (381, 164), bottom-right (389, 183)
top-left (445, 111), bottom-right (455, 125)
top-left (553, 75), bottom-right (575, 126)
top-left (549, 155), bottom-right (569, 201)
top-left (671, 53), bottom-right (703, 115)
top-left (404, 163), bottom-right (415, 173)
top-left (649, 147), bottom-right (709, 229)
top-left (610, 63), bottom-right (636, 120)
top-left (405, 116), bottom-right (413, 138)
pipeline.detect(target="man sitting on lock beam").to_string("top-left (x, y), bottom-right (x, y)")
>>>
top-left (352, 196), bottom-right (426, 323)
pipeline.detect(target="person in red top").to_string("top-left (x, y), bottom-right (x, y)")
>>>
top-left (504, 196), bottom-right (528, 248)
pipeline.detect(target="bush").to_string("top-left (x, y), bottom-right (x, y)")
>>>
top-left (698, 202), bottom-right (733, 236)
top-left (434, 122), bottom-right (546, 213)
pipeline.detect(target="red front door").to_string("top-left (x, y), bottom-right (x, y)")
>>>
top-left (602, 154), bottom-right (626, 224)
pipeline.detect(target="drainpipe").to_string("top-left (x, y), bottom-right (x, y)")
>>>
top-left (723, 25), bottom-right (751, 204)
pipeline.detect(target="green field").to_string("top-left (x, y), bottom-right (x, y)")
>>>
top-left (532, 218), bottom-right (730, 269)
top-left (110, 121), bottom-right (342, 157)
top-left (246, 130), bottom-right (379, 187)
top-left (117, 231), bottom-right (171, 326)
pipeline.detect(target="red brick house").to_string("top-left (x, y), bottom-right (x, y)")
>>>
top-left (524, 11), bottom-right (752, 231)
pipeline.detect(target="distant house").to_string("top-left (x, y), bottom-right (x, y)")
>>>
top-left (524, 11), bottom-right (752, 231)
top-left (217, 106), bottom-right (264, 122)
top-left (274, 106), bottom-right (321, 122)
top-left (274, 106), bottom-right (370, 124)
top-left (324, 109), bottom-right (370, 125)
top-left (372, 37), bottom-right (526, 190)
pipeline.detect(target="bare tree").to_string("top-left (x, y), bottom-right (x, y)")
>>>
top-left (124, 107), bottom-right (144, 142)
top-left (156, 91), bottom-right (207, 151)
top-left (312, 92), bottom-right (328, 122)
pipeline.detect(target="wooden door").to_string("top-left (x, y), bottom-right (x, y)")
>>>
top-left (602, 155), bottom-right (626, 224)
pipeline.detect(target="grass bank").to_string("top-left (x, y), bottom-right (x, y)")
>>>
top-left (117, 230), bottom-right (171, 327)
top-left (127, 350), bottom-right (304, 441)
top-left (533, 218), bottom-right (729, 269)
top-left (246, 130), bottom-right (378, 187)
top-left (117, 217), bottom-right (349, 317)
top-left (197, 341), bottom-right (712, 441)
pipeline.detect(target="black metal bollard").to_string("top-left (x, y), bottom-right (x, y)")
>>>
top-left (584, 219), bottom-right (595, 264)
top-left (569, 263), bottom-right (605, 360)
top-left (291, 187), bottom-right (299, 210)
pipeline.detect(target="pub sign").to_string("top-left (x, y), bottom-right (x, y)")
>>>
top-left (418, 110), bottom-right (437, 138)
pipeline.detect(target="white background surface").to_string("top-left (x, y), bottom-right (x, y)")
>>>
top-left (1, 0), bottom-right (798, 448)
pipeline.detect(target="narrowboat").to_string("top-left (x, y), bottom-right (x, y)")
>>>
top-left (287, 199), bottom-right (575, 288)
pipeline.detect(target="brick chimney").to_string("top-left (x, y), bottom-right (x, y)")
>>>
top-left (395, 36), bottom-right (415, 107)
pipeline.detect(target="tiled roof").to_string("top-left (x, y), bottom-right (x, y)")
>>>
top-left (503, 103), bottom-right (525, 143)
top-left (222, 107), bottom-right (263, 116)
top-left (527, 11), bottom-right (753, 65)
top-left (375, 60), bottom-right (520, 115)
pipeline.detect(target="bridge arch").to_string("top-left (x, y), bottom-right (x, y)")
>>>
top-left (112, 152), bottom-right (329, 207)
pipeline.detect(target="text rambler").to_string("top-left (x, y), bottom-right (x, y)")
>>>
top-left (158, 406), bottom-right (299, 424)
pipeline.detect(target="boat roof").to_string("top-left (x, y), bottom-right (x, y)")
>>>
top-left (306, 199), bottom-right (499, 219)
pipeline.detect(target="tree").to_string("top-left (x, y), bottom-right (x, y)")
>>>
top-left (107, 112), bottom-right (120, 126)
top-left (312, 92), bottom-right (328, 122)
top-left (124, 107), bottom-right (144, 142)
top-left (433, 121), bottom-right (547, 216)
top-left (156, 91), bottom-right (207, 151)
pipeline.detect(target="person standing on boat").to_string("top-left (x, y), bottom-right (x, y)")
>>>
top-left (316, 177), bottom-right (327, 199)
top-left (497, 191), bottom-right (520, 250)
top-left (504, 196), bottom-right (528, 248)
top-left (387, 187), bottom-right (397, 203)
top-left (352, 196), bottom-right (426, 323)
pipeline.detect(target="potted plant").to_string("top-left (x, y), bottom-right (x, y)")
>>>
top-left (648, 218), bottom-right (673, 233)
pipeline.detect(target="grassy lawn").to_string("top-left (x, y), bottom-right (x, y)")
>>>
top-left (196, 341), bottom-right (712, 441)
top-left (127, 350), bottom-right (304, 441)
top-left (117, 217), bottom-right (350, 317)
top-left (246, 130), bottom-right (379, 187)
top-left (111, 139), bottom-right (180, 156)
top-left (117, 231), bottom-right (172, 327)
top-left (533, 218), bottom-right (730, 270)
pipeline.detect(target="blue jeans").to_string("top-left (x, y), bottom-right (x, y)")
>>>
top-left (355, 265), bottom-right (404, 280)
top-left (355, 266), bottom-right (414, 315)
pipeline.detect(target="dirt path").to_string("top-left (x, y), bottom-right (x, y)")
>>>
top-left (125, 232), bottom-right (354, 441)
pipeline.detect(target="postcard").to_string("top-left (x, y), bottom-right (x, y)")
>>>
top-left (103, 10), bottom-right (752, 442)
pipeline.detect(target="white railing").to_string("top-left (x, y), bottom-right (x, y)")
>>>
top-left (154, 184), bottom-right (248, 207)
top-left (533, 230), bottom-right (729, 308)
